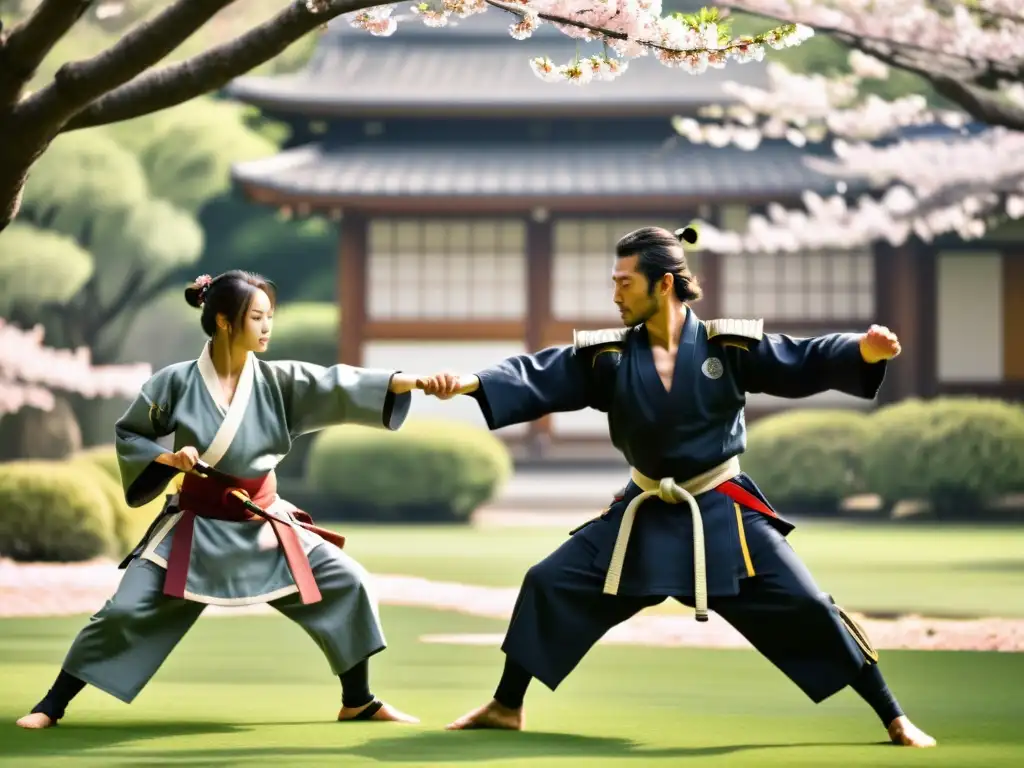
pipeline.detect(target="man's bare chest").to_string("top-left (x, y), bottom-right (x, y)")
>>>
top-left (650, 346), bottom-right (677, 393)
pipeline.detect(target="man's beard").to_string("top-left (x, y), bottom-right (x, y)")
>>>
top-left (622, 296), bottom-right (659, 326)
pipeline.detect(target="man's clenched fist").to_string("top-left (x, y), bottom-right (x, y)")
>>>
top-left (417, 372), bottom-right (474, 400)
top-left (859, 324), bottom-right (901, 364)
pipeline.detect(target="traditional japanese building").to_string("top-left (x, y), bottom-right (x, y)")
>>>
top-left (226, 13), bottom-right (1024, 458)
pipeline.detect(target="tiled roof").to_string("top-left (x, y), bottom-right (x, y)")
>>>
top-left (225, 12), bottom-right (771, 114)
top-left (231, 139), bottom-right (844, 201)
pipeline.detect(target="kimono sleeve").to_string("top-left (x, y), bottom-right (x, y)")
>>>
top-left (115, 368), bottom-right (181, 508)
top-left (269, 361), bottom-right (411, 437)
top-left (470, 345), bottom-right (593, 430)
top-left (735, 332), bottom-right (887, 399)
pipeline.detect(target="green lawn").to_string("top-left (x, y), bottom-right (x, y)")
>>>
top-left (339, 520), bottom-right (1024, 618)
top-left (2, 520), bottom-right (1023, 766)
top-left (2, 607), bottom-right (1022, 767)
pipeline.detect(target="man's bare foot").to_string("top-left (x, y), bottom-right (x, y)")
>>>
top-left (337, 700), bottom-right (419, 724)
top-left (445, 699), bottom-right (524, 731)
top-left (15, 713), bottom-right (55, 730)
top-left (888, 716), bottom-right (937, 747)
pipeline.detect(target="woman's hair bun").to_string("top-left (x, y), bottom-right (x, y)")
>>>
top-left (674, 226), bottom-right (699, 245)
top-left (184, 274), bottom-right (214, 309)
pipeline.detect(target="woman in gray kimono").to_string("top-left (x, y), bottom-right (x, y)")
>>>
top-left (17, 270), bottom-right (422, 728)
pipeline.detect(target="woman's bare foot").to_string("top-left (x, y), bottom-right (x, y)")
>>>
top-left (445, 699), bottom-right (524, 731)
top-left (888, 716), bottom-right (937, 747)
top-left (337, 700), bottom-right (419, 724)
top-left (15, 713), bottom-right (55, 729)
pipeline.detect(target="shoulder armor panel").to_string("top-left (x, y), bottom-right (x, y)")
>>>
top-left (573, 327), bottom-right (631, 350)
top-left (705, 318), bottom-right (764, 343)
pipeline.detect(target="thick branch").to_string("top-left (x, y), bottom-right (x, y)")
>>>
top-left (16, 0), bottom-right (236, 131)
top-left (929, 75), bottom-right (1024, 132)
top-left (0, 0), bottom-right (93, 108)
top-left (488, 0), bottom-right (763, 54)
top-left (62, 0), bottom-right (376, 131)
top-left (847, 37), bottom-right (1024, 131)
top-left (721, 1), bottom-right (1021, 79)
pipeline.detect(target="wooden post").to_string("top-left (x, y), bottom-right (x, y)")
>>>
top-left (874, 240), bottom-right (927, 403)
top-left (700, 204), bottom-right (737, 319)
top-left (696, 247), bottom-right (721, 319)
top-left (917, 242), bottom-right (938, 399)
top-left (338, 211), bottom-right (367, 366)
top-left (526, 214), bottom-right (553, 456)
top-left (1003, 251), bottom-right (1024, 381)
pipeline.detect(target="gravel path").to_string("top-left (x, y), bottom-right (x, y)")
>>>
top-left (2, 558), bottom-right (1022, 652)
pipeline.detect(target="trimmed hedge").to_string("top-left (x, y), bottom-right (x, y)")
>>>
top-left (0, 461), bottom-right (118, 562)
top-left (742, 409), bottom-right (873, 511)
top-left (742, 398), bottom-right (1024, 519)
top-left (260, 301), bottom-right (343, 476)
top-left (262, 302), bottom-right (340, 368)
top-left (863, 397), bottom-right (1024, 516)
top-left (74, 444), bottom-right (121, 482)
top-left (72, 445), bottom-right (169, 549)
top-left (305, 419), bottom-right (512, 522)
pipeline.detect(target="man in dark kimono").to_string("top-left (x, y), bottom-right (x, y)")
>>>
top-left (419, 226), bottom-right (936, 748)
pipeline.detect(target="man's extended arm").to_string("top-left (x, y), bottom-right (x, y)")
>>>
top-left (418, 346), bottom-right (592, 430)
top-left (737, 324), bottom-right (901, 400)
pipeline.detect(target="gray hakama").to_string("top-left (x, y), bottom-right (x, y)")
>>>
top-left (60, 342), bottom-right (409, 703)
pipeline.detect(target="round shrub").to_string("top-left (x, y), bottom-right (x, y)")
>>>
top-left (71, 445), bottom-right (171, 550)
top-left (305, 419), bottom-right (513, 522)
top-left (74, 443), bottom-right (122, 482)
top-left (263, 302), bottom-right (339, 367)
top-left (742, 409), bottom-right (873, 510)
top-left (0, 461), bottom-right (118, 562)
top-left (863, 397), bottom-right (1024, 515)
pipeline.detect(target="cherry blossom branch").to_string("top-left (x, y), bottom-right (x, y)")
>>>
top-left (929, 74), bottom-right (1024, 132)
top-left (0, 318), bottom-right (151, 418)
top-left (672, 51), bottom-right (970, 157)
top-left (692, 182), bottom-right (1024, 255)
top-left (484, 0), bottom-right (775, 55)
top-left (349, 3), bottom-right (814, 83)
top-left (686, 125), bottom-right (1024, 254)
top-left (62, 0), bottom-right (375, 131)
top-left (721, 0), bottom-right (1023, 78)
top-left (17, 0), bottom-right (238, 131)
top-left (0, 0), bottom-right (93, 109)
top-left (806, 128), bottom-right (1024, 199)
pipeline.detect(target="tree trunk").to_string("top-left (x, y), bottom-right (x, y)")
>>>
top-left (0, 112), bottom-right (50, 232)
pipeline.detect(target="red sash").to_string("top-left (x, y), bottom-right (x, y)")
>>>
top-left (715, 480), bottom-right (778, 518)
top-left (163, 472), bottom-right (346, 605)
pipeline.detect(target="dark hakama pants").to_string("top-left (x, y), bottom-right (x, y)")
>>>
top-left (501, 489), bottom-right (874, 704)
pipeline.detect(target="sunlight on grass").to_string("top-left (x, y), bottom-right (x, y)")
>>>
top-left (338, 521), bottom-right (1024, 618)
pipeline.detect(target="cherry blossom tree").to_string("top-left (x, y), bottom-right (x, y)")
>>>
top-left (345, 0), bottom-right (1023, 250)
top-left (668, 1), bottom-right (1024, 252)
top-left (0, 1), bottom-right (808, 233)
top-left (0, 319), bottom-right (150, 419)
top-left (1, 1), bottom-right (1020, 243)
top-left (3, 0), bottom-right (1019, 418)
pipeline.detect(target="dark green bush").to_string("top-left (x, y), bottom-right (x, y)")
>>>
top-left (863, 397), bottom-right (1024, 516)
top-left (742, 409), bottom-right (873, 510)
top-left (72, 445), bottom-right (171, 549)
top-left (262, 302), bottom-right (339, 367)
top-left (74, 444), bottom-right (121, 482)
top-left (0, 461), bottom-right (117, 561)
top-left (305, 419), bottom-right (512, 522)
